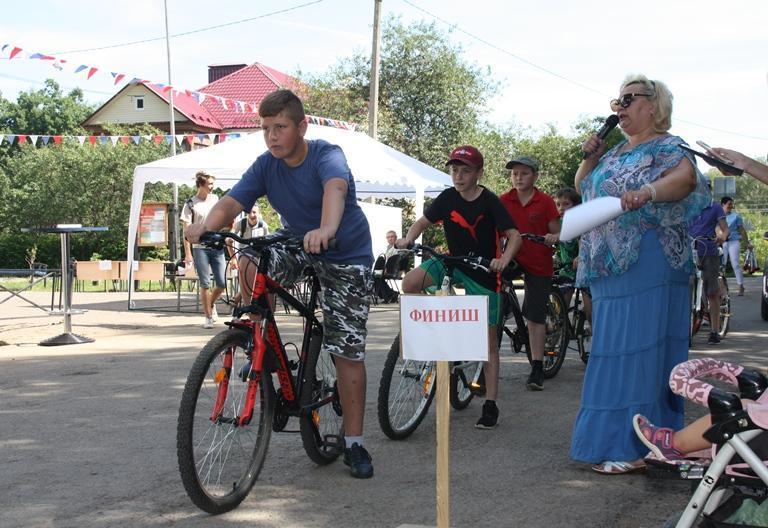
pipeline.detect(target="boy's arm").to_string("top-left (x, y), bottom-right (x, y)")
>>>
top-left (398, 216), bottom-right (432, 248)
top-left (543, 212), bottom-right (562, 245)
top-left (493, 228), bottom-right (522, 272)
top-left (305, 178), bottom-right (347, 254)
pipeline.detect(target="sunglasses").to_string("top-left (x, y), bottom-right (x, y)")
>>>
top-left (610, 93), bottom-right (651, 112)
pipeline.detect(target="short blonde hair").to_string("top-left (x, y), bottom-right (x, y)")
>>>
top-left (621, 74), bottom-right (673, 133)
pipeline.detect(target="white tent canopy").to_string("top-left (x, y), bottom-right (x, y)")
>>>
top-left (127, 123), bottom-right (452, 278)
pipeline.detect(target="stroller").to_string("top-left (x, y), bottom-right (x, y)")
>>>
top-left (642, 358), bottom-right (768, 527)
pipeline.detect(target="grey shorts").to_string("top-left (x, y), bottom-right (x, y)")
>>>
top-left (522, 273), bottom-right (551, 325)
top-left (700, 255), bottom-right (721, 297)
top-left (246, 245), bottom-right (373, 362)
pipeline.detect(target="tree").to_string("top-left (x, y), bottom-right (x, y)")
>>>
top-left (301, 17), bottom-right (496, 169)
top-left (0, 79), bottom-right (93, 136)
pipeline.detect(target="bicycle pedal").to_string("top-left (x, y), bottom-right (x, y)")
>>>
top-left (321, 434), bottom-right (345, 456)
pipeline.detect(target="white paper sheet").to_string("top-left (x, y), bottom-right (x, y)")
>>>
top-left (560, 197), bottom-right (625, 241)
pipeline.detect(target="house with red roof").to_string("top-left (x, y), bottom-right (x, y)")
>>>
top-left (82, 63), bottom-right (299, 141)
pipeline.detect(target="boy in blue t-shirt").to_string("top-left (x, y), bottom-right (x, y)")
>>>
top-left (184, 89), bottom-right (374, 478)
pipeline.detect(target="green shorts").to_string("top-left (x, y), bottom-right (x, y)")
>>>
top-left (419, 257), bottom-right (500, 326)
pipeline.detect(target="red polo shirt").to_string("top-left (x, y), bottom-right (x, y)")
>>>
top-left (499, 187), bottom-right (559, 276)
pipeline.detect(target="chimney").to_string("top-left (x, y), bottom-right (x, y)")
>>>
top-left (208, 64), bottom-right (248, 84)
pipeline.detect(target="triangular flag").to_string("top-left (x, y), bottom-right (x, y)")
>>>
top-left (77, 136), bottom-right (86, 146)
top-left (28, 135), bottom-right (39, 145)
top-left (88, 136), bottom-right (98, 145)
top-left (9, 47), bottom-right (23, 59)
top-left (17, 135), bottom-right (27, 144)
top-left (185, 134), bottom-right (195, 145)
top-left (120, 136), bottom-right (130, 145)
top-left (175, 135), bottom-right (184, 146)
top-left (218, 97), bottom-right (228, 109)
top-left (165, 135), bottom-right (173, 145)
top-left (132, 136), bottom-right (141, 145)
top-left (75, 65), bottom-right (88, 74)
top-left (53, 136), bottom-right (62, 145)
top-left (110, 136), bottom-right (119, 146)
top-left (6, 134), bottom-right (16, 145)
top-left (218, 133), bottom-right (227, 143)
top-left (197, 134), bottom-right (206, 142)
top-left (98, 136), bottom-right (108, 145)
top-left (87, 67), bottom-right (98, 80)
top-left (207, 133), bottom-right (216, 142)
top-left (111, 72), bottom-right (125, 85)
top-left (153, 135), bottom-right (164, 145)
top-left (0, 134), bottom-right (4, 145)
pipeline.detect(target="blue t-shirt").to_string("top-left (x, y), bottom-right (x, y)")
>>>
top-left (725, 212), bottom-right (743, 242)
top-left (688, 202), bottom-right (725, 257)
top-left (228, 139), bottom-right (373, 266)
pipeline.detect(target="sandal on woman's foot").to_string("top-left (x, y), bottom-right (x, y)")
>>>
top-left (591, 460), bottom-right (646, 475)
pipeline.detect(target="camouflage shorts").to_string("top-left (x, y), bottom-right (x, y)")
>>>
top-left (255, 245), bottom-right (373, 361)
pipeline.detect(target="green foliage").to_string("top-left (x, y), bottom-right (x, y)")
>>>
top-left (301, 17), bottom-right (495, 169)
top-left (0, 138), bottom-right (167, 267)
top-left (742, 210), bottom-right (768, 272)
top-left (0, 79), bottom-right (93, 136)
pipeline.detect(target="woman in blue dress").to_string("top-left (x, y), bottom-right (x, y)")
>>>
top-left (570, 74), bottom-right (709, 474)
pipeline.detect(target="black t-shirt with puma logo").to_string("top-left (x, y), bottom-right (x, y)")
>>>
top-left (425, 186), bottom-right (516, 290)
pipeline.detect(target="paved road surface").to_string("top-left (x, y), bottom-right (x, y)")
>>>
top-left (0, 276), bottom-right (765, 527)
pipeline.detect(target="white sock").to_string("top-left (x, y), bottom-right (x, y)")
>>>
top-left (345, 435), bottom-right (363, 448)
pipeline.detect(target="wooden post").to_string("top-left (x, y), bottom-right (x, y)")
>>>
top-left (436, 360), bottom-right (450, 528)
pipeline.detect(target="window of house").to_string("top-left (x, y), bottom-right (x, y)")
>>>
top-left (133, 96), bottom-right (145, 111)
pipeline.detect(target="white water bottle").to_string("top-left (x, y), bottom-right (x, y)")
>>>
top-left (437, 275), bottom-right (451, 296)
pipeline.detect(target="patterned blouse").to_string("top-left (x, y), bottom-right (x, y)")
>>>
top-left (576, 134), bottom-right (709, 286)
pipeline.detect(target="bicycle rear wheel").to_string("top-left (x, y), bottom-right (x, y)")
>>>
top-left (377, 334), bottom-right (436, 440)
top-left (525, 288), bottom-right (567, 379)
top-left (177, 329), bottom-right (275, 514)
top-left (575, 312), bottom-right (591, 364)
top-left (299, 330), bottom-right (344, 464)
top-left (718, 277), bottom-right (730, 338)
top-left (449, 361), bottom-right (483, 410)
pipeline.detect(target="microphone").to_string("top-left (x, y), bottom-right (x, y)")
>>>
top-left (583, 114), bottom-right (619, 159)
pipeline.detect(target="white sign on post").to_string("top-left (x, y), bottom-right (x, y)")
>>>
top-left (400, 295), bottom-right (489, 362)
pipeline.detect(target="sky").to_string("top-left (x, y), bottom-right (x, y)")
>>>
top-left (1, 0), bottom-right (766, 168)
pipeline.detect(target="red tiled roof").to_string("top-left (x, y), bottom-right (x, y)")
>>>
top-left (144, 83), bottom-right (222, 131)
top-left (197, 63), bottom-right (300, 129)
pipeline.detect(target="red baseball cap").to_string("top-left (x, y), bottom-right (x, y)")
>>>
top-left (446, 145), bottom-right (484, 169)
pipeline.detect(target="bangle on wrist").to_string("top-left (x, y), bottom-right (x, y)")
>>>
top-left (642, 183), bottom-right (657, 203)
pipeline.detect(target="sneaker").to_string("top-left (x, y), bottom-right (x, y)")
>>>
top-left (738, 285), bottom-right (745, 296)
top-left (343, 443), bottom-right (374, 479)
top-left (202, 317), bottom-right (214, 329)
top-left (632, 414), bottom-right (685, 460)
top-left (210, 305), bottom-right (219, 322)
top-left (475, 400), bottom-right (499, 429)
top-left (708, 332), bottom-right (721, 344)
top-left (526, 364), bottom-right (544, 391)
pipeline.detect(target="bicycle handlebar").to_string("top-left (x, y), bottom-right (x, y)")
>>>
top-left (199, 231), bottom-right (338, 253)
top-left (401, 244), bottom-right (493, 274)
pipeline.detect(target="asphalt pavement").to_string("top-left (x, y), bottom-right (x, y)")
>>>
top-left (0, 276), bottom-right (765, 527)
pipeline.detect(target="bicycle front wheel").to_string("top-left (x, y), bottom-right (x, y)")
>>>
top-left (299, 330), bottom-right (345, 464)
top-left (718, 277), bottom-right (731, 338)
top-left (377, 334), bottom-right (436, 440)
top-left (177, 329), bottom-right (275, 514)
top-left (449, 361), bottom-right (483, 410)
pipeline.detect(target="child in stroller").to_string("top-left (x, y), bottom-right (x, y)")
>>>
top-left (632, 358), bottom-right (768, 527)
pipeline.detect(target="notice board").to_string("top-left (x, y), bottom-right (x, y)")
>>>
top-left (138, 202), bottom-right (169, 247)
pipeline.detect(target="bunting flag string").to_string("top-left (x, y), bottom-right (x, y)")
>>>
top-left (0, 132), bottom-right (243, 147)
top-left (1, 41), bottom-right (360, 132)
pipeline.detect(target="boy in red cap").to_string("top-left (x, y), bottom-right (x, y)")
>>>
top-left (500, 156), bottom-right (560, 391)
top-left (397, 145), bottom-right (522, 429)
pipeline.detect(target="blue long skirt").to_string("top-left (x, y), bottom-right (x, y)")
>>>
top-left (570, 230), bottom-right (689, 463)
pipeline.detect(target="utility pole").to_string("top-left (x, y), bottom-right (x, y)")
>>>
top-left (368, 0), bottom-right (383, 140)
top-left (164, 0), bottom-right (179, 262)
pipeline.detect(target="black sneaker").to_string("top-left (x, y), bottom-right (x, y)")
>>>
top-left (526, 364), bottom-right (544, 391)
top-left (475, 400), bottom-right (499, 429)
top-left (343, 443), bottom-right (374, 479)
top-left (708, 332), bottom-right (721, 344)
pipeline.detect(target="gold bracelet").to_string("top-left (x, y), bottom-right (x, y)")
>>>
top-left (642, 183), bottom-right (657, 203)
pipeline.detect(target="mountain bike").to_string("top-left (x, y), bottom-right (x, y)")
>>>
top-left (496, 234), bottom-right (568, 378)
top-left (177, 232), bottom-right (344, 514)
top-left (689, 236), bottom-right (731, 342)
top-left (377, 244), bottom-right (489, 440)
top-left (553, 275), bottom-right (591, 364)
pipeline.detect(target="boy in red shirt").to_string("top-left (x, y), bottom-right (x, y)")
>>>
top-left (499, 156), bottom-right (560, 390)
